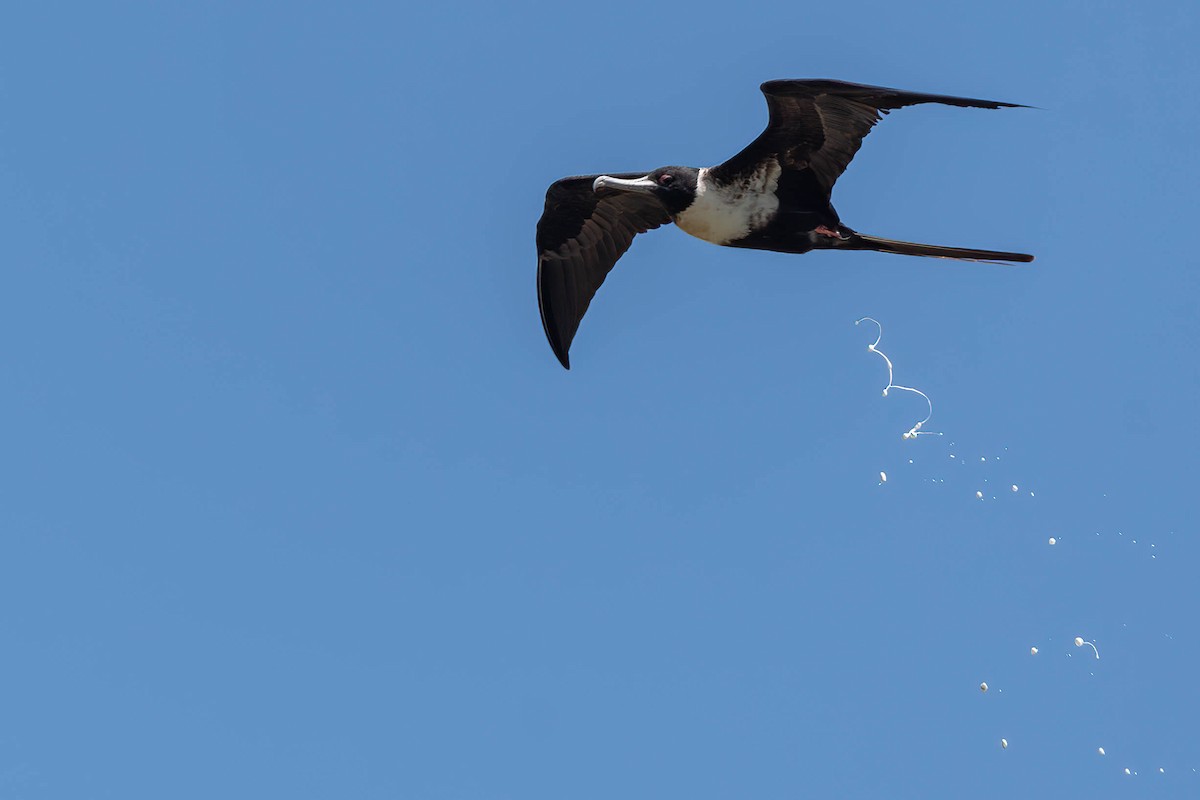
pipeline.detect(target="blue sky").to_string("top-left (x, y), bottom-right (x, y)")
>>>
top-left (1, 1), bottom-right (1197, 797)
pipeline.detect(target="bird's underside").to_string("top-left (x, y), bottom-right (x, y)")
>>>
top-left (536, 78), bottom-right (1034, 369)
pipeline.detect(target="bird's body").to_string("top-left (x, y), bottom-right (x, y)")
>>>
top-left (675, 165), bottom-right (783, 246)
top-left (536, 79), bottom-right (1033, 369)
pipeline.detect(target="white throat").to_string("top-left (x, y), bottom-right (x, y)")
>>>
top-left (673, 162), bottom-right (781, 245)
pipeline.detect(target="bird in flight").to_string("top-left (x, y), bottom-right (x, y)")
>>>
top-left (535, 79), bottom-right (1033, 369)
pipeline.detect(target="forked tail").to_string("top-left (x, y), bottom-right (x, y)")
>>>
top-left (844, 232), bottom-right (1034, 263)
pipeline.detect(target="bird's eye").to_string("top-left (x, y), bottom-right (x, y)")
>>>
top-left (658, 173), bottom-right (674, 186)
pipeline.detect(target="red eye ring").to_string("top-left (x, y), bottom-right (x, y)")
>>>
top-left (658, 173), bottom-right (674, 186)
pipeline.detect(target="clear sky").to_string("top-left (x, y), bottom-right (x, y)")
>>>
top-left (1, 1), bottom-right (1197, 797)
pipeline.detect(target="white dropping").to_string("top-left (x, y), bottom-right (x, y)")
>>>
top-left (979, 682), bottom-right (988, 693)
top-left (1159, 768), bottom-right (1165, 774)
top-left (880, 471), bottom-right (888, 483)
top-left (1011, 484), bottom-right (1019, 492)
top-left (1031, 646), bottom-right (1039, 655)
top-left (855, 318), bottom-right (943, 441)
top-left (1049, 537), bottom-right (1057, 545)
top-left (1075, 637), bottom-right (1101, 659)
top-left (1098, 747), bottom-right (1106, 756)
top-left (1001, 738), bottom-right (1008, 749)
top-left (976, 491), bottom-right (984, 499)
top-left (1124, 768), bottom-right (1131, 776)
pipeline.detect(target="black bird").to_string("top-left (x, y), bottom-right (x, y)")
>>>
top-left (535, 79), bottom-right (1033, 369)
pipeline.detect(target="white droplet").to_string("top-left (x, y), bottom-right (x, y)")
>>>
top-left (1001, 738), bottom-right (1008, 749)
top-left (976, 491), bottom-right (984, 499)
top-left (880, 471), bottom-right (887, 483)
top-left (1124, 768), bottom-right (1131, 775)
top-left (1031, 646), bottom-right (1039, 655)
top-left (1098, 747), bottom-right (1106, 756)
top-left (1159, 768), bottom-right (1165, 774)
top-left (1049, 537), bottom-right (1057, 545)
top-left (949, 453), bottom-right (956, 459)
top-left (980, 682), bottom-right (988, 693)
top-left (1011, 484), bottom-right (1019, 492)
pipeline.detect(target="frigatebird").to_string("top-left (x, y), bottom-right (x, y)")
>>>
top-left (535, 79), bottom-right (1033, 369)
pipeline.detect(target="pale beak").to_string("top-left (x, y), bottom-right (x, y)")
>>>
top-left (593, 175), bottom-right (657, 196)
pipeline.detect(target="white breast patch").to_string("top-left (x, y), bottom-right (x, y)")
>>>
top-left (673, 161), bottom-right (781, 245)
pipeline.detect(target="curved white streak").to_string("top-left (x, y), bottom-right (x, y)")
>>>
top-left (855, 317), bottom-right (942, 440)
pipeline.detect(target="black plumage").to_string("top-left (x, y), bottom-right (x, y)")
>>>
top-left (536, 174), bottom-right (670, 369)
top-left (536, 79), bottom-right (1033, 369)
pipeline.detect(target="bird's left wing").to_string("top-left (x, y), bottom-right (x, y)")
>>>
top-left (536, 174), bottom-right (671, 369)
top-left (712, 79), bottom-right (1026, 196)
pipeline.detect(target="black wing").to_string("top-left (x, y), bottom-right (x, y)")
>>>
top-left (711, 79), bottom-right (1026, 195)
top-left (536, 174), bottom-right (671, 369)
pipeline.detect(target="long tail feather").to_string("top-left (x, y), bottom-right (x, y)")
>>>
top-left (848, 232), bottom-right (1034, 263)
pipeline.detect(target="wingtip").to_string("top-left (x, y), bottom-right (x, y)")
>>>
top-left (759, 78), bottom-right (1033, 111)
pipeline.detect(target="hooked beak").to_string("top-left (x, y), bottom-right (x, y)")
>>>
top-left (593, 175), bottom-right (657, 197)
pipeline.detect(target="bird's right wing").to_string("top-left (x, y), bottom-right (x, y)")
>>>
top-left (536, 174), bottom-right (672, 369)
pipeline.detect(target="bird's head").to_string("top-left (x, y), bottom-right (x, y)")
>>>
top-left (592, 167), bottom-right (700, 215)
